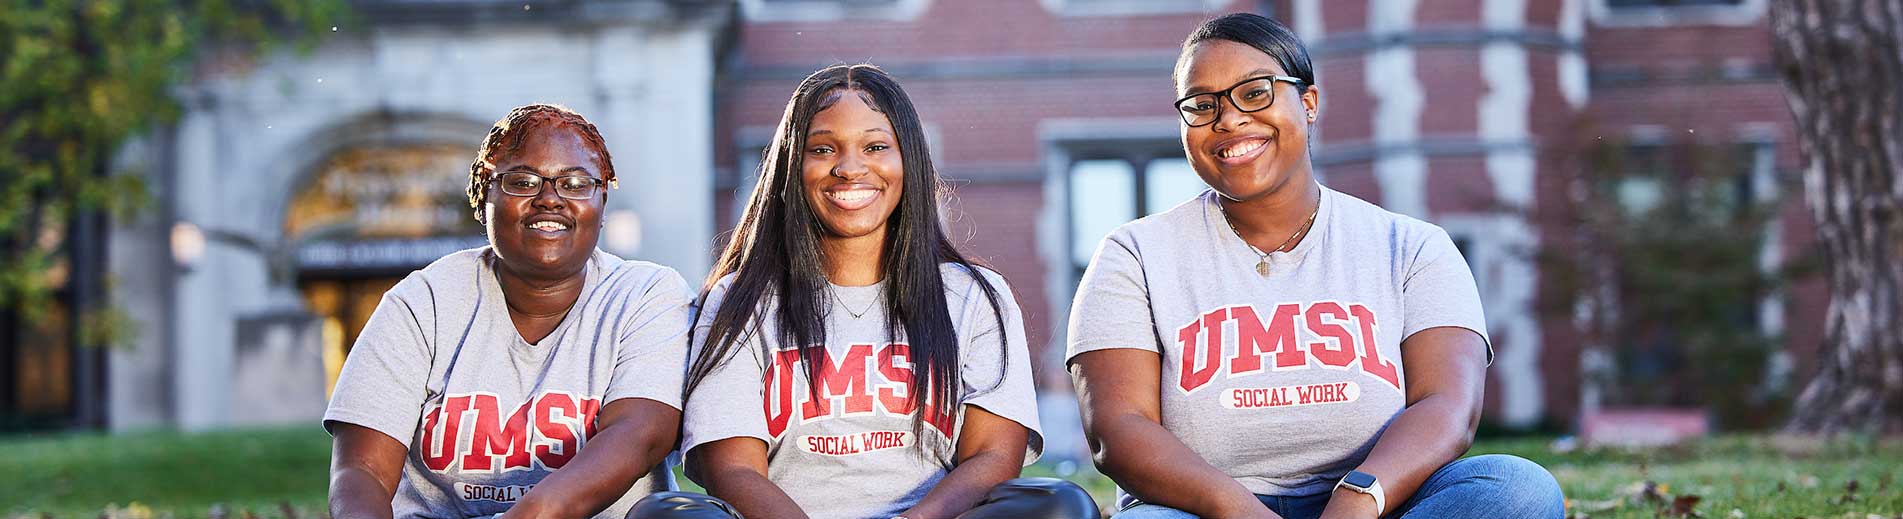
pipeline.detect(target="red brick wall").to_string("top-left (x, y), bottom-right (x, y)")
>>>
top-left (714, 1), bottom-right (1815, 428)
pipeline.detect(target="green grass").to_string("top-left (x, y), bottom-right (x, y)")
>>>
top-left (3, 427), bottom-right (1899, 518)
top-left (3, 427), bottom-right (331, 518)
top-left (1471, 436), bottom-right (1903, 518)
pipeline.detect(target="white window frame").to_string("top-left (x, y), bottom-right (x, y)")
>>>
top-left (1589, 0), bottom-right (1767, 27)
top-left (739, 0), bottom-right (931, 22)
top-left (1036, 117), bottom-right (1182, 365)
top-left (1038, 0), bottom-right (1235, 17)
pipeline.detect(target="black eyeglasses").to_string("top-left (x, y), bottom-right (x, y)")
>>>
top-left (490, 171), bottom-right (608, 200)
top-left (1173, 75), bottom-right (1306, 127)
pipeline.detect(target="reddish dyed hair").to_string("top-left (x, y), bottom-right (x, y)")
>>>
top-left (465, 103), bottom-right (615, 222)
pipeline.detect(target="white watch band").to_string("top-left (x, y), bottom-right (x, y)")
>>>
top-left (1336, 476), bottom-right (1385, 514)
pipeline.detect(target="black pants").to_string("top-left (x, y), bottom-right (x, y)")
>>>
top-left (627, 477), bottom-right (1099, 519)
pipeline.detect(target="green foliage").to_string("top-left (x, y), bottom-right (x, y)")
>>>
top-left (1538, 134), bottom-right (1814, 429)
top-left (0, 0), bottom-right (344, 344)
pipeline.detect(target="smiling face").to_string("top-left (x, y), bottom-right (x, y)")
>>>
top-left (801, 89), bottom-right (904, 246)
top-left (1178, 39), bottom-right (1320, 202)
top-left (482, 124), bottom-right (606, 280)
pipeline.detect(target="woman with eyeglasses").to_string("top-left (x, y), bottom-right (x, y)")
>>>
top-left (665, 64), bottom-right (1097, 519)
top-left (326, 104), bottom-right (693, 519)
top-left (1067, 14), bottom-right (1563, 519)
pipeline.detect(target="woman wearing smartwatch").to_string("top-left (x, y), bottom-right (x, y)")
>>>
top-left (1068, 13), bottom-right (1564, 519)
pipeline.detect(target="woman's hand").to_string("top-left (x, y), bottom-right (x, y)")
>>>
top-left (895, 406), bottom-right (1028, 519)
top-left (1318, 326), bottom-right (1488, 518)
top-left (688, 437), bottom-right (811, 519)
top-left (503, 398), bottom-right (680, 519)
top-left (1072, 349), bottom-right (1281, 519)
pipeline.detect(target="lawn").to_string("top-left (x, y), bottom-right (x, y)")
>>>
top-left (3, 427), bottom-right (1898, 518)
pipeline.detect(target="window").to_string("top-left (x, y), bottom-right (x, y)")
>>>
top-left (741, 0), bottom-right (926, 22)
top-left (1590, 0), bottom-right (1765, 26)
top-left (1067, 152), bottom-right (1207, 275)
top-left (1606, 0), bottom-right (1744, 6)
top-left (1040, 0), bottom-right (1281, 17)
top-left (1591, 135), bottom-right (1784, 417)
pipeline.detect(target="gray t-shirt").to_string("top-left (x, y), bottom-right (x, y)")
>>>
top-left (1067, 187), bottom-right (1490, 500)
top-left (324, 247), bottom-right (692, 519)
top-left (681, 265), bottom-right (1044, 519)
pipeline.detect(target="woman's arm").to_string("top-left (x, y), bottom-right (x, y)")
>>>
top-left (328, 423), bottom-right (408, 519)
top-left (688, 437), bottom-right (809, 519)
top-left (1319, 327), bottom-right (1487, 519)
top-left (1072, 349), bottom-right (1280, 519)
top-left (897, 406), bottom-right (1027, 519)
top-left (501, 398), bottom-right (682, 519)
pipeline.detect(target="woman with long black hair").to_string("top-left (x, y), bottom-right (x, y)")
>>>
top-left (1068, 13), bottom-right (1565, 519)
top-left (661, 64), bottom-right (1097, 519)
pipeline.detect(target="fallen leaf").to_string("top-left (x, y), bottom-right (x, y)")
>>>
top-left (1664, 494), bottom-right (1701, 517)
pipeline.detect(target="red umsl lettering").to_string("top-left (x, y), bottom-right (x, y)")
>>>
top-left (1305, 302), bottom-right (1359, 367)
top-left (764, 343), bottom-right (957, 439)
top-left (764, 349), bottom-right (802, 438)
top-left (533, 392), bottom-right (580, 469)
top-left (1349, 305), bottom-right (1401, 390)
top-left (876, 344), bottom-right (915, 414)
top-left (1228, 304), bottom-right (1305, 376)
top-left (461, 394), bottom-right (532, 472)
top-left (1177, 303), bottom-right (1404, 395)
top-left (1178, 308), bottom-right (1227, 393)
top-left (801, 344), bottom-right (876, 419)
top-left (422, 392), bottom-right (603, 474)
top-left (421, 396), bottom-right (470, 471)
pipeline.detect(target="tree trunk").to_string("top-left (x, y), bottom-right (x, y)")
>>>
top-left (1773, 0), bottom-right (1903, 434)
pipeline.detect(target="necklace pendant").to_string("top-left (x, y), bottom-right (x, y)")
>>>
top-left (1255, 260), bottom-right (1271, 277)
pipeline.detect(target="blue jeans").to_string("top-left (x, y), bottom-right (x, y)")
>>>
top-left (627, 478), bottom-right (1098, 519)
top-left (1112, 454), bottom-right (1564, 519)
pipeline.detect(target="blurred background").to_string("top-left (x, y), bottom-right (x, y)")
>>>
top-left (9, 0), bottom-right (1891, 516)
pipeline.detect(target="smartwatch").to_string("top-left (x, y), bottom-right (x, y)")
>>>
top-left (1335, 470), bottom-right (1385, 514)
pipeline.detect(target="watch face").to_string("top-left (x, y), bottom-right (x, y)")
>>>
top-left (1344, 471), bottom-right (1377, 488)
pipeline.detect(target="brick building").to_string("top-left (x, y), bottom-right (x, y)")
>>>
top-left (711, 0), bottom-right (1819, 443)
top-left (7, 0), bottom-right (1817, 438)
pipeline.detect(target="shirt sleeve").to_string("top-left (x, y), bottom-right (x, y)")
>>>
top-left (1065, 230), bottom-right (1158, 361)
top-left (679, 283), bottom-right (774, 456)
top-left (605, 267), bottom-right (695, 409)
top-left (1400, 227), bottom-right (1494, 365)
top-left (956, 269), bottom-right (1044, 465)
top-left (323, 283), bottom-right (433, 449)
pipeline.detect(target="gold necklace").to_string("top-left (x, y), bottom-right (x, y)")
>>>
top-left (1218, 197), bottom-right (1319, 277)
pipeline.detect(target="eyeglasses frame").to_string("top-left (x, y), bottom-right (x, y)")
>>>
top-left (487, 170), bottom-right (613, 201)
top-left (1173, 75), bottom-right (1308, 128)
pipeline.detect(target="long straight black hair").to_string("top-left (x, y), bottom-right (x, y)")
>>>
top-left (686, 64), bottom-right (1010, 445)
